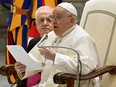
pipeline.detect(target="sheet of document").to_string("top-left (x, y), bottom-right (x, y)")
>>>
top-left (7, 45), bottom-right (43, 70)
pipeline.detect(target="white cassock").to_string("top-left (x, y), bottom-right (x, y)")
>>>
top-left (19, 24), bottom-right (100, 87)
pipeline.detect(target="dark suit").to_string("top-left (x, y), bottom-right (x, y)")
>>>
top-left (20, 37), bottom-right (41, 87)
top-left (28, 37), bottom-right (41, 52)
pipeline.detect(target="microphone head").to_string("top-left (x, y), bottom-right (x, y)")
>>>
top-left (40, 34), bottom-right (48, 42)
top-left (37, 34), bottom-right (48, 47)
top-left (43, 34), bottom-right (48, 40)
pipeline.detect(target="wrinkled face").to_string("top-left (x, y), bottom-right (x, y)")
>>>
top-left (53, 6), bottom-right (72, 36)
top-left (35, 9), bottom-right (54, 36)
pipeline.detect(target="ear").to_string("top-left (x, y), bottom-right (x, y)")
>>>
top-left (69, 17), bottom-right (75, 24)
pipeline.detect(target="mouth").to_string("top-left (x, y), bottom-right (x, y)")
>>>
top-left (41, 27), bottom-right (50, 30)
top-left (41, 28), bottom-right (54, 31)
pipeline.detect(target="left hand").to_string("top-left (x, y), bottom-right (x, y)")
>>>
top-left (39, 47), bottom-right (56, 61)
top-left (14, 62), bottom-right (26, 74)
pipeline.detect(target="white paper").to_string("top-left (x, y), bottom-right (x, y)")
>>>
top-left (7, 45), bottom-right (43, 70)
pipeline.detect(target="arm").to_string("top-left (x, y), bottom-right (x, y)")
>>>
top-left (39, 35), bottom-right (99, 75)
top-left (38, 36), bottom-right (98, 87)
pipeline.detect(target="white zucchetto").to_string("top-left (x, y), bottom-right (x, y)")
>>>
top-left (58, 2), bottom-right (77, 16)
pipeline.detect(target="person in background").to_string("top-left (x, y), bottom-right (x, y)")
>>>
top-left (14, 2), bottom-right (100, 87)
top-left (20, 6), bottom-right (54, 87)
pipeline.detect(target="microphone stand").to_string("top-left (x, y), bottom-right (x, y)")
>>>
top-left (38, 45), bottom-right (81, 87)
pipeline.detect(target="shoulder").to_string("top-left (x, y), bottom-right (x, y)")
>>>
top-left (30, 37), bottom-right (41, 43)
top-left (72, 25), bottom-right (95, 43)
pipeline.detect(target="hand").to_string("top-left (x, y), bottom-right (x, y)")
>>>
top-left (39, 47), bottom-right (56, 61)
top-left (14, 62), bottom-right (26, 74)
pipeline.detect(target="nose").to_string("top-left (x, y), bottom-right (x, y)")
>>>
top-left (43, 20), bottom-right (48, 25)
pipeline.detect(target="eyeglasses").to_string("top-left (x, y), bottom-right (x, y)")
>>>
top-left (36, 15), bottom-right (54, 24)
top-left (53, 15), bottom-right (72, 21)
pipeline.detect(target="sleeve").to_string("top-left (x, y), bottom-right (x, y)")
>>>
top-left (54, 53), bottom-right (77, 74)
top-left (54, 36), bottom-right (99, 74)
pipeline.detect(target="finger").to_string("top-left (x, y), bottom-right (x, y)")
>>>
top-left (16, 66), bottom-right (26, 74)
top-left (17, 69), bottom-right (24, 74)
top-left (38, 48), bottom-right (44, 55)
top-left (14, 62), bottom-right (26, 71)
top-left (17, 69), bottom-right (20, 72)
top-left (38, 48), bottom-right (44, 51)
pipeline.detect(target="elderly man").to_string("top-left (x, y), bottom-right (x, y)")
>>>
top-left (28, 6), bottom-right (54, 51)
top-left (15, 2), bottom-right (100, 87)
top-left (18, 6), bottom-right (54, 87)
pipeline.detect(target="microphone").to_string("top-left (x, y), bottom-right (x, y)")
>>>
top-left (37, 45), bottom-right (81, 87)
top-left (37, 34), bottom-right (48, 46)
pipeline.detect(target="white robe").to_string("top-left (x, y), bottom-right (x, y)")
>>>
top-left (20, 24), bottom-right (100, 87)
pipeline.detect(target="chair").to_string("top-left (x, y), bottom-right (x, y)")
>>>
top-left (0, 64), bottom-right (21, 87)
top-left (53, 0), bottom-right (116, 87)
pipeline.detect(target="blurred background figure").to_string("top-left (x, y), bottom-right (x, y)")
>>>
top-left (25, 6), bottom-right (54, 87)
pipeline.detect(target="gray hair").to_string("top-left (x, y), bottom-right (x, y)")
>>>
top-left (35, 6), bottom-right (54, 19)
